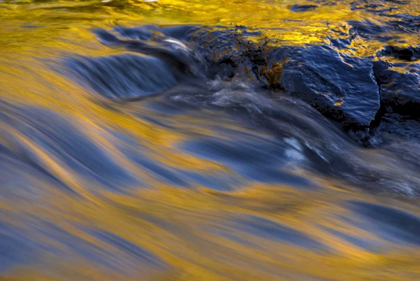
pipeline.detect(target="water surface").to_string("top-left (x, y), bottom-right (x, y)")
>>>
top-left (1, 0), bottom-right (420, 280)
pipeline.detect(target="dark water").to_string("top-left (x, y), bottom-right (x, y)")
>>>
top-left (1, 0), bottom-right (420, 280)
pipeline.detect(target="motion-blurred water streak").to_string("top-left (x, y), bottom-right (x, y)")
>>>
top-left (0, 0), bottom-right (420, 280)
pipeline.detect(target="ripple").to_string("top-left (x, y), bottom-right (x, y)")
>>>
top-left (348, 201), bottom-right (420, 246)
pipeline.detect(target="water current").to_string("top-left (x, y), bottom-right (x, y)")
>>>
top-left (1, 0), bottom-right (420, 280)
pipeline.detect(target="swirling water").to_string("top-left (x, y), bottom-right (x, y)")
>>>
top-left (1, 1), bottom-right (420, 280)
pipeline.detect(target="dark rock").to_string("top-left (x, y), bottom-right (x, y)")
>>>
top-left (377, 46), bottom-right (420, 61)
top-left (278, 45), bottom-right (380, 129)
top-left (189, 27), bottom-right (266, 81)
top-left (377, 112), bottom-right (420, 140)
top-left (188, 28), bottom-right (381, 131)
top-left (373, 60), bottom-right (420, 117)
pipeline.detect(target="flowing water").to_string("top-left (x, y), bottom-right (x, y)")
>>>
top-left (1, 1), bottom-right (420, 280)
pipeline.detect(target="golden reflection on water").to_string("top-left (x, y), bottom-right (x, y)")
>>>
top-left (1, 0), bottom-right (420, 280)
top-left (2, 179), bottom-right (420, 280)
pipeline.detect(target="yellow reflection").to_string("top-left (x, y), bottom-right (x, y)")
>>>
top-left (1, 0), bottom-right (420, 280)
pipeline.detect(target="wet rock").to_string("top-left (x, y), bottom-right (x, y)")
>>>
top-left (377, 46), bottom-right (420, 61)
top-left (189, 26), bottom-right (266, 81)
top-left (373, 60), bottom-right (420, 117)
top-left (277, 45), bottom-right (380, 129)
top-left (187, 28), bottom-right (381, 130)
top-left (376, 112), bottom-right (420, 141)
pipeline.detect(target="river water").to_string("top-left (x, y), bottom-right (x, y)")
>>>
top-left (1, 1), bottom-right (420, 280)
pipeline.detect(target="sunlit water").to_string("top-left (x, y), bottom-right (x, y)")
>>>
top-left (1, 1), bottom-right (420, 280)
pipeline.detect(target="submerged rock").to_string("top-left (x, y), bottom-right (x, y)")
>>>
top-left (66, 26), bottom-right (204, 100)
top-left (67, 54), bottom-right (178, 100)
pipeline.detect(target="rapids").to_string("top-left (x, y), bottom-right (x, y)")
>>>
top-left (1, 0), bottom-right (420, 280)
